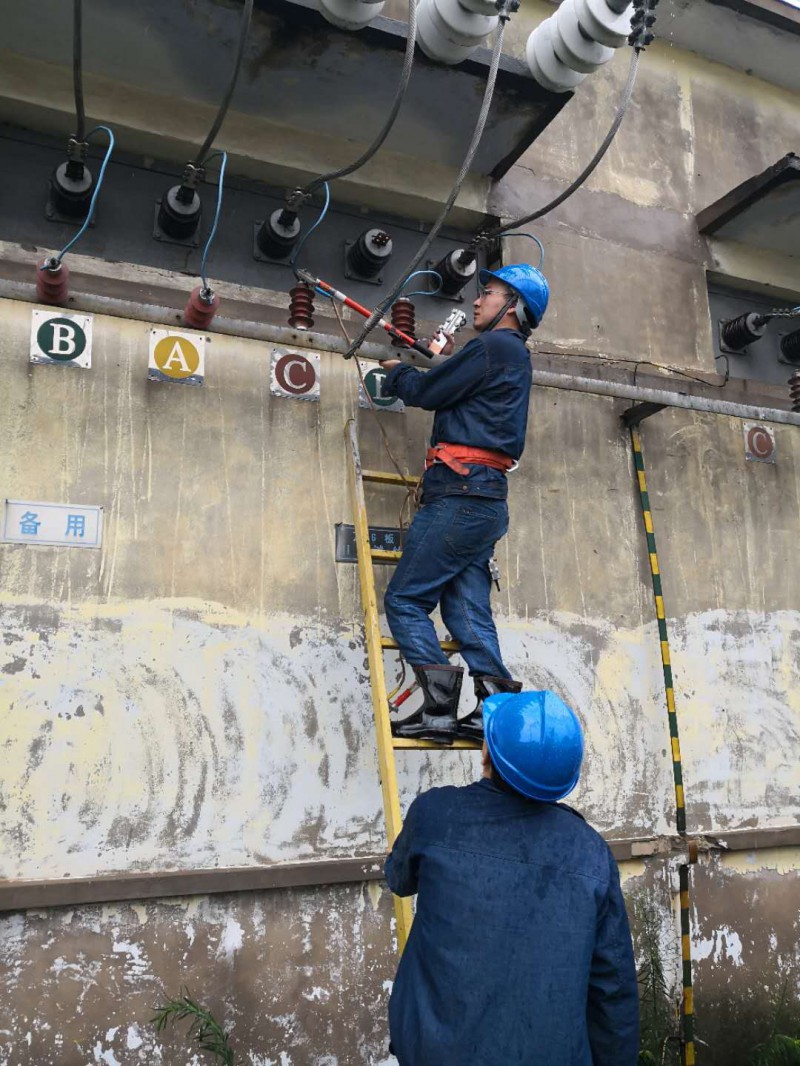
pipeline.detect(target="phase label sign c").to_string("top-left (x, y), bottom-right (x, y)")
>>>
top-left (30, 310), bottom-right (93, 368)
top-left (148, 330), bottom-right (205, 386)
top-left (270, 350), bottom-right (320, 401)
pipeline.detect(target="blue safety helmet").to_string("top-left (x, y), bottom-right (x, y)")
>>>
top-left (478, 263), bottom-right (550, 330)
top-left (483, 689), bottom-right (584, 802)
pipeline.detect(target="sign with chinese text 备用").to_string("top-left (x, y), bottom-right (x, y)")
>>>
top-left (148, 330), bottom-right (205, 386)
top-left (2, 500), bottom-right (103, 548)
top-left (270, 350), bottom-right (320, 401)
top-left (30, 310), bottom-right (93, 368)
top-left (357, 361), bottom-right (404, 413)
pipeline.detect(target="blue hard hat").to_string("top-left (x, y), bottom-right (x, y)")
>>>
top-left (483, 690), bottom-right (584, 802)
top-left (478, 263), bottom-right (549, 327)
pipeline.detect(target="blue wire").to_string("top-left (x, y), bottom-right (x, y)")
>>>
top-left (200, 151), bottom-right (227, 292)
top-left (500, 231), bottom-right (545, 270)
top-left (52, 125), bottom-right (115, 264)
top-left (290, 181), bottom-right (331, 275)
top-left (397, 269), bottom-right (443, 299)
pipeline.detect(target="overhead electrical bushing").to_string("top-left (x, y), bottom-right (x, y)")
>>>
top-left (789, 371), bottom-right (800, 413)
top-left (719, 312), bottom-right (767, 352)
top-left (346, 229), bottom-right (393, 279)
top-left (780, 327), bottom-right (800, 365)
top-left (184, 286), bottom-right (219, 329)
top-left (35, 259), bottom-right (70, 306)
top-left (391, 298), bottom-right (416, 347)
top-left (318, 0), bottom-right (386, 30)
top-left (288, 282), bottom-right (315, 331)
top-left (48, 160), bottom-right (94, 219)
top-left (256, 209), bottom-right (301, 260)
top-left (158, 183), bottom-right (202, 241)
top-left (435, 249), bottom-right (477, 297)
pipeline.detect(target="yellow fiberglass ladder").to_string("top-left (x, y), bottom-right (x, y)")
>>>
top-left (345, 418), bottom-right (480, 951)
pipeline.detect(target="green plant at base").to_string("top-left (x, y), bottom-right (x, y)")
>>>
top-left (750, 1034), bottom-right (800, 1065)
top-left (150, 990), bottom-right (235, 1065)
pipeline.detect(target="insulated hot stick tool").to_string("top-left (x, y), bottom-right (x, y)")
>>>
top-left (296, 268), bottom-right (437, 359)
top-left (428, 308), bottom-right (467, 355)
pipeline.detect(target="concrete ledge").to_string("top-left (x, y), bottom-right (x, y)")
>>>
top-left (2, 825), bottom-right (798, 912)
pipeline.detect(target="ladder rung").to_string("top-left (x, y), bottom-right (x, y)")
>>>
top-left (392, 738), bottom-right (482, 750)
top-left (371, 548), bottom-right (403, 563)
top-left (380, 636), bottom-right (460, 653)
top-left (362, 469), bottom-right (420, 487)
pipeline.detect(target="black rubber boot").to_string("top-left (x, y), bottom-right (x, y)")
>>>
top-left (456, 675), bottom-right (522, 740)
top-left (391, 665), bottom-right (463, 744)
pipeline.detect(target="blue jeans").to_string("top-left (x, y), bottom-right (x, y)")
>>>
top-left (384, 495), bottom-right (511, 678)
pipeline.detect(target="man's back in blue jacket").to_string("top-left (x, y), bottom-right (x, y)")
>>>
top-left (385, 779), bottom-right (639, 1065)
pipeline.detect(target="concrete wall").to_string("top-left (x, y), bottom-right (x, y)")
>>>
top-left (1, 0), bottom-right (800, 1062)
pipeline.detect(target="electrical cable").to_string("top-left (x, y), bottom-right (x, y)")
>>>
top-left (46, 125), bottom-right (114, 265)
top-left (498, 232), bottom-right (544, 269)
top-left (290, 182), bottom-right (331, 277)
top-left (343, 4), bottom-right (512, 360)
top-left (193, 0), bottom-right (254, 167)
top-left (199, 151), bottom-right (228, 292)
top-left (72, 0), bottom-right (86, 142)
top-left (296, 0), bottom-right (417, 201)
top-left (477, 47), bottom-right (641, 244)
top-left (394, 270), bottom-right (444, 299)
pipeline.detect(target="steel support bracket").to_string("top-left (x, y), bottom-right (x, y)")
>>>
top-left (621, 401), bottom-right (668, 427)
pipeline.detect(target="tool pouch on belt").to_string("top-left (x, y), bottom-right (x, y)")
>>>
top-left (425, 442), bottom-right (516, 477)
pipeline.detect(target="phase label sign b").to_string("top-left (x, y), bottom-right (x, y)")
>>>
top-left (30, 310), bottom-right (93, 368)
top-left (148, 330), bottom-right (205, 386)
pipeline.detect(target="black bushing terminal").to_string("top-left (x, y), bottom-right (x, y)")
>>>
top-left (49, 161), bottom-right (94, 219)
top-left (158, 183), bottom-right (202, 240)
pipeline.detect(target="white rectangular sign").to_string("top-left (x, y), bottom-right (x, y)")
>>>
top-left (30, 310), bottom-right (93, 368)
top-left (148, 330), bottom-right (205, 386)
top-left (357, 361), bottom-right (404, 413)
top-left (2, 500), bottom-right (103, 548)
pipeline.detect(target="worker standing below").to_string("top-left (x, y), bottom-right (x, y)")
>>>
top-left (379, 264), bottom-right (547, 743)
top-left (385, 690), bottom-right (640, 1066)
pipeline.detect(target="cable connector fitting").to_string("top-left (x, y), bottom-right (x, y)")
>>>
top-left (286, 187), bottom-right (312, 213)
top-left (628, 0), bottom-right (659, 50)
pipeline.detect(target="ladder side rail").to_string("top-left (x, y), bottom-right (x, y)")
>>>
top-left (345, 419), bottom-right (415, 950)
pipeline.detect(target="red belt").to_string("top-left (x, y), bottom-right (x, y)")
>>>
top-left (425, 442), bottom-right (515, 477)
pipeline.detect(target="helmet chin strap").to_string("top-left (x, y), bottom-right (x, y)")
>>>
top-left (484, 295), bottom-right (517, 333)
top-left (484, 294), bottom-right (532, 336)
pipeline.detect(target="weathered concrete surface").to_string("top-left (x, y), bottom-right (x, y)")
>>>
top-left (0, 884), bottom-right (397, 1065)
top-left (690, 850), bottom-right (800, 1065)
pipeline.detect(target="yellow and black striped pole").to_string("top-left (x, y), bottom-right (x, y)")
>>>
top-left (629, 423), bottom-right (695, 1066)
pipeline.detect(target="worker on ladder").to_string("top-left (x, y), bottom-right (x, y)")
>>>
top-left (378, 263), bottom-right (548, 744)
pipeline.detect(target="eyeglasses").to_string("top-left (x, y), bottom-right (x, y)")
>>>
top-left (476, 288), bottom-right (507, 300)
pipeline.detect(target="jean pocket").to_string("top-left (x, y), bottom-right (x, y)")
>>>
top-left (444, 502), bottom-right (508, 556)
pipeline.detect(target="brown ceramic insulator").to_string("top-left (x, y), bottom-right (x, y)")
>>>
top-left (288, 283), bottom-right (315, 331)
top-left (36, 259), bottom-right (70, 306)
top-left (390, 298), bottom-right (416, 348)
top-left (184, 286), bottom-right (219, 329)
top-left (789, 371), bottom-right (800, 413)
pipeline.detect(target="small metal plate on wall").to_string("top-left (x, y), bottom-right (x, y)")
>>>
top-left (743, 423), bottom-right (776, 463)
top-left (335, 523), bottom-right (404, 562)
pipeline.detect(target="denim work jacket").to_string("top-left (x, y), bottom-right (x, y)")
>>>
top-left (383, 329), bottom-right (532, 503)
top-left (385, 779), bottom-right (640, 1066)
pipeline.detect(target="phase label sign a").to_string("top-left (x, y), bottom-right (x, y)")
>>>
top-left (270, 350), bottom-right (320, 401)
top-left (30, 310), bottom-right (93, 368)
top-left (148, 330), bottom-right (205, 386)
